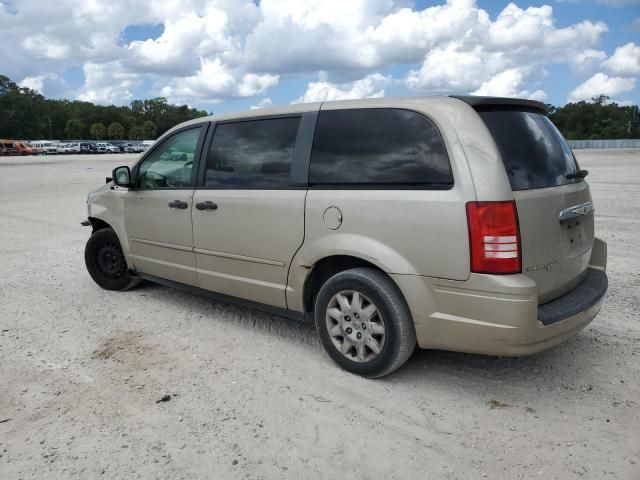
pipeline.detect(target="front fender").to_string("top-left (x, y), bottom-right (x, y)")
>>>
top-left (87, 185), bottom-right (134, 270)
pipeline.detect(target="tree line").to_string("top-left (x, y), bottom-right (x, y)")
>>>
top-left (547, 95), bottom-right (640, 140)
top-left (1, 74), bottom-right (639, 141)
top-left (0, 74), bottom-right (208, 141)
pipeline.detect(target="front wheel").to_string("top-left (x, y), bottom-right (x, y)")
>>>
top-left (314, 268), bottom-right (416, 378)
top-left (84, 227), bottom-right (140, 291)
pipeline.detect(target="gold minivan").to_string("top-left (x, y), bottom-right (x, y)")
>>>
top-left (83, 96), bottom-right (608, 377)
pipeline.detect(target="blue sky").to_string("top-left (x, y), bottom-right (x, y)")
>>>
top-left (1, 0), bottom-right (638, 112)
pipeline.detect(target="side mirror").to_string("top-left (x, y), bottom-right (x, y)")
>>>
top-left (112, 166), bottom-right (132, 188)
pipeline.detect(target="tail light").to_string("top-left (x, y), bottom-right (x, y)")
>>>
top-left (466, 201), bottom-right (521, 274)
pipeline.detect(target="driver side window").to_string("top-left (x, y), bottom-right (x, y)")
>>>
top-left (137, 127), bottom-right (202, 189)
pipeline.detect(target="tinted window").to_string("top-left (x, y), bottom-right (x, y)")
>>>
top-left (137, 127), bottom-right (201, 189)
top-left (479, 109), bottom-right (580, 191)
top-left (309, 109), bottom-right (452, 187)
top-left (205, 117), bottom-right (300, 188)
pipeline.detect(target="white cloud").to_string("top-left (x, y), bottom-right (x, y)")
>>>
top-left (569, 49), bottom-right (608, 72)
top-left (250, 98), bottom-right (273, 110)
top-left (294, 73), bottom-right (391, 103)
top-left (602, 42), bottom-right (640, 77)
top-left (160, 58), bottom-right (279, 103)
top-left (405, 2), bottom-right (606, 95)
top-left (568, 73), bottom-right (636, 102)
top-left (18, 74), bottom-right (67, 95)
top-left (76, 62), bottom-right (141, 105)
top-left (472, 68), bottom-right (547, 101)
top-left (0, 0), bottom-right (635, 107)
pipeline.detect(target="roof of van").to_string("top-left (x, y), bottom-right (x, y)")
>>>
top-left (170, 95), bottom-right (548, 135)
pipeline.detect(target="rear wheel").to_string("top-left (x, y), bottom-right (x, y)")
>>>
top-left (85, 227), bottom-right (140, 291)
top-left (314, 267), bottom-right (416, 378)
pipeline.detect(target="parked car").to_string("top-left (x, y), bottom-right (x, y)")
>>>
top-left (29, 141), bottom-right (57, 155)
top-left (0, 144), bottom-right (12, 156)
top-left (140, 140), bottom-right (155, 152)
top-left (132, 143), bottom-right (146, 153)
top-left (55, 143), bottom-right (73, 154)
top-left (14, 141), bottom-right (36, 155)
top-left (115, 142), bottom-right (136, 153)
top-left (83, 96), bottom-right (608, 378)
top-left (80, 142), bottom-right (98, 154)
top-left (66, 143), bottom-right (81, 153)
top-left (0, 140), bottom-right (20, 156)
top-left (96, 142), bottom-right (120, 153)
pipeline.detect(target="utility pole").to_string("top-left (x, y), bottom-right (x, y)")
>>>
top-left (47, 116), bottom-right (53, 141)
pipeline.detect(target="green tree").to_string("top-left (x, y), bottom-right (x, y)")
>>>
top-left (549, 95), bottom-right (639, 140)
top-left (0, 75), bottom-right (47, 139)
top-left (141, 120), bottom-right (157, 139)
top-left (1, 75), bottom-right (207, 140)
top-left (64, 119), bottom-right (85, 139)
top-left (129, 125), bottom-right (142, 140)
top-left (108, 122), bottom-right (124, 139)
top-left (90, 122), bottom-right (106, 140)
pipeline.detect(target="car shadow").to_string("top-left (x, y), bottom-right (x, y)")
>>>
top-left (390, 329), bottom-right (609, 392)
top-left (135, 281), bottom-right (609, 389)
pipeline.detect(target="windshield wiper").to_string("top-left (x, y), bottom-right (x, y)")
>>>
top-left (566, 169), bottom-right (589, 180)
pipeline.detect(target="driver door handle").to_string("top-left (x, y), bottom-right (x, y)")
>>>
top-left (195, 201), bottom-right (218, 211)
top-left (168, 200), bottom-right (189, 210)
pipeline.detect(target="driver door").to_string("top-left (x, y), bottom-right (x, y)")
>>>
top-left (124, 125), bottom-right (207, 286)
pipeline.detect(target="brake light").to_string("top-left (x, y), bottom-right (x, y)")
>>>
top-left (466, 201), bottom-right (521, 274)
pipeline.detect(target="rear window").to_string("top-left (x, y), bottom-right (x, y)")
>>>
top-left (479, 109), bottom-right (580, 191)
top-left (309, 108), bottom-right (453, 188)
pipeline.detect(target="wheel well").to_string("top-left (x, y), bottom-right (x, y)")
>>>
top-left (89, 217), bottom-right (111, 234)
top-left (302, 255), bottom-right (385, 313)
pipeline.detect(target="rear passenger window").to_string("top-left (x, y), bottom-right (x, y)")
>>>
top-left (205, 117), bottom-right (300, 188)
top-left (309, 109), bottom-right (452, 187)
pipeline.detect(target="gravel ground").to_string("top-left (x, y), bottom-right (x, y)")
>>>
top-left (0, 149), bottom-right (639, 480)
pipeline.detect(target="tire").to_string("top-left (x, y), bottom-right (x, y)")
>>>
top-left (314, 267), bottom-right (416, 378)
top-left (84, 228), bottom-right (140, 291)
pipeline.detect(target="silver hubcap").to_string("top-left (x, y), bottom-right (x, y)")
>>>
top-left (325, 290), bottom-right (386, 363)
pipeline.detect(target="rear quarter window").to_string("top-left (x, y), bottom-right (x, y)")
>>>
top-left (309, 108), bottom-right (453, 188)
top-left (478, 109), bottom-right (580, 191)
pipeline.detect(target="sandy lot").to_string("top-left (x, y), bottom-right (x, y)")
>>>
top-left (0, 149), bottom-right (638, 480)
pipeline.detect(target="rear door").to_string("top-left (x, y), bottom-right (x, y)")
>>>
top-left (192, 114), bottom-right (313, 308)
top-left (478, 109), bottom-right (593, 303)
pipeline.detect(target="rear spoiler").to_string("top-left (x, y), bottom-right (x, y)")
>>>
top-left (450, 95), bottom-right (548, 115)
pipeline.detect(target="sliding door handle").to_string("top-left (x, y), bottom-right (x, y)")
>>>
top-left (195, 201), bottom-right (218, 211)
top-left (168, 200), bottom-right (189, 209)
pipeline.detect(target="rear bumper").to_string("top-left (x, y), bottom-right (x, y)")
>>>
top-left (392, 237), bottom-right (608, 356)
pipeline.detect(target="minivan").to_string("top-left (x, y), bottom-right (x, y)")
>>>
top-left (83, 96), bottom-right (608, 377)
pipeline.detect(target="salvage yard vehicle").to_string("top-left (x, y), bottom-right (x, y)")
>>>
top-left (29, 140), bottom-right (57, 155)
top-left (0, 139), bottom-right (20, 156)
top-left (14, 141), bottom-right (36, 155)
top-left (96, 142), bottom-right (120, 153)
top-left (83, 96), bottom-right (608, 378)
top-left (80, 142), bottom-right (98, 154)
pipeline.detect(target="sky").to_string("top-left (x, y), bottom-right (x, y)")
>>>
top-left (1, 0), bottom-right (639, 113)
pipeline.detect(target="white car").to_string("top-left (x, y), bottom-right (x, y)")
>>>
top-left (141, 140), bottom-right (156, 152)
top-left (96, 143), bottom-right (120, 153)
top-left (55, 143), bottom-right (72, 154)
top-left (67, 143), bottom-right (81, 153)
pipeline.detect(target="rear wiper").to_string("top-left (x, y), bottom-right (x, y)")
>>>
top-left (566, 169), bottom-right (589, 180)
